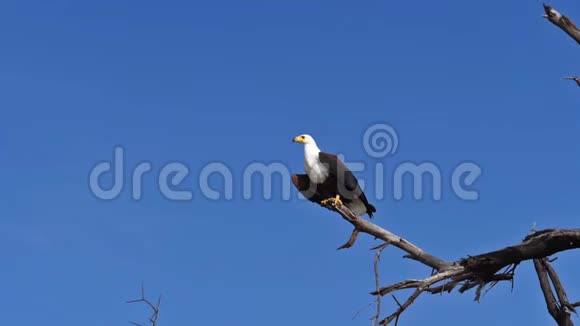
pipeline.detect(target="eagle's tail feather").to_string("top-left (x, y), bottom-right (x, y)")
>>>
top-left (366, 204), bottom-right (377, 218)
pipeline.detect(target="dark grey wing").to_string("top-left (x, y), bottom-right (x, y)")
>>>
top-left (318, 152), bottom-right (360, 193)
top-left (319, 152), bottom-right (376, 217)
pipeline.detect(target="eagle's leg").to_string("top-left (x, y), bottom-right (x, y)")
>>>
top-left (320, 195), bottom-right (343, 206)
top-left (337, 228), bottom-right (360, 250)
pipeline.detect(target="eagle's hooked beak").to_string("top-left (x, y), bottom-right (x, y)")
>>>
top-left (293, 135), bottom-right (306, 143)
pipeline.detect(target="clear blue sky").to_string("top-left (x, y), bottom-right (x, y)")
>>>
top-left (1, 1), bottom-right (579, 325)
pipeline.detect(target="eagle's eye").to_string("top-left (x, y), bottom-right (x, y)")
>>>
top-left (301, 136), bottom-right (306, 139)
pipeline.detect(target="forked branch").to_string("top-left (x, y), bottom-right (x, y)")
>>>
top-left (127, 284), bottom-right (162, 326)
top-left (534, 258), bottom-right (576, 326)
top-left (305, 197), bottom-right (579, 325)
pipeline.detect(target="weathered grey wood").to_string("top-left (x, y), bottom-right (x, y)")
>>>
top-left (332, 203), bottom-right (453, 271)
top-left (534, 258), bottom-right (576, 326)
top-left (543, 4), bottom-right (580, 45)
top-left (564, 76), bottom-right (580, 87)
top-left (461, 229), bottom-right (580, 276)
top-left (292, 180), bottom-right (580, 325)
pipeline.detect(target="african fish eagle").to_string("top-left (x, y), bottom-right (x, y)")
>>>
top-left (291, 134), bottom-right (376, 218)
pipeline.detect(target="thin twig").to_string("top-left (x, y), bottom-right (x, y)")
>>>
top-left (127, 284), bottom-right (162, 326)
top-left (351, 301), bottom-right (375, 320)
top-left (373, 243), bottom-right (388, 325)
top-left (380, 289), bottom-right (423, 325)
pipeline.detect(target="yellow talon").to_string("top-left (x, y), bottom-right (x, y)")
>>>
top-left (321, 195), bottom-right (343, 206)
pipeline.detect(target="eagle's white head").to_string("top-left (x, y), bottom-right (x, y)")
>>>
top-left (292, 134), bottom-right (317, 145)
top-left (292, 134), bottom-right (327, 182)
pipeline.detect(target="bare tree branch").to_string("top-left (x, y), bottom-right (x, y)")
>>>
top-left (292, 192), bottom-right (580, 325)
top-left (534, 258), bottom-right (560, 322)
top-left (535, 258), bottom-right (576, 326)
top-left (372, 243), bottom-right (388, 326)
top-left (127, 284), bottom-right (162, 326)
top-left (323, 201), bottom-right (454, 271)
top-left (564, 77), bottom-right (580, 87)
top-left (543, 4), bottom-right (580, 45)
top-left (545, 261), bottom-right (576, 315)
top-left (337, 228), bottom-right (360, 250)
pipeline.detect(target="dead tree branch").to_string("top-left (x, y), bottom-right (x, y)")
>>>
top-left (534, 258), bottom-right (576, 326)
top-left (293, 187), bottom-right (580, 325)
top-left (564, 77), bottom-right (580, 87)
top-left (372, 243), bottom-right (388, 326)
top-left (127, 284), bottom-right (162, 326)
top-left (327, 201), bottom-right (454, 271)
top-left (543, 4), bottom-right (580, 45)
